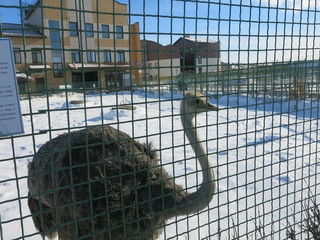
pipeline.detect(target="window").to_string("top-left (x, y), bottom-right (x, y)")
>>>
top-left (116, 51), bottom-right (125, 63)
top-left (69, 22), bottom-right (78, 37)
top-left (49, 20), bottom-right (62, 64)
top-left (49, 20), bottom-right (61, 43)
top-left (71, 51), bottom-right (81, 63)
top-left (104, 50), bottom-right (111, 63)
top-left (87, 51), bottom-right (96, 63)
top-left (101, 24), bottom-right (110, 38)
top-left (85, 23), bottom-right (94, 37)
top-left (52, 51), bottom-right (62, 63)
top-left (53, 63), bottom-right (63, 78)
top-left (32, 49), bottom-right (42, 64)
top-left (198, 56), bottom-right (202, 64)
top-left (115, 26), bottom-right (124, 39)
top-left (13, 48), bottom-right (21, 64)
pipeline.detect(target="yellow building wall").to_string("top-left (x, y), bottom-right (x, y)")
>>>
top-left (11, 37), bottom-right (43, 46)
top-left (93, 0), bottom-right (128, 24)
top-left (9, 0), bottom-right (142, 92)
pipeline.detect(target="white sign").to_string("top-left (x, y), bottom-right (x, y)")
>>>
top-left (0, 39), bottom-right (24, 137)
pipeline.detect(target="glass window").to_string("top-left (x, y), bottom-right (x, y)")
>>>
top-left (50, 32), bottom-right (60, 42)
top-left (104, 50), bottom-right (111, 63)
top-left (69, 22), bottom-right (78, 37)
top-left (198, 56), bottom-right (202, 64)
top-left (115, 26), bottom-right (124, 39)
top-left (87, 51), bottom-right (96, 63)
top-left (116, 51), bottom-right (125, 63)
top-left (85, 23), bottom-right (94, 37)
top-left (49, 20), bottom-right (62, 64)
top-left (48, 20), bottom-right (59, 29)
top-left (32, 50), bottom-right (42, 64)
top-left (101, 25), bottom-right (110, 38)
top-left (13, 48), bottom-right (21, 64)
top-left (49, 20), bottom-right (61, 42)
top-left (71, 51), bottom-right (81, 63)
top-left (52, 51), bottom-right (62, 63)
top-left (51, 41), bottom-right (60, 49)
top-left (53, 63), bottom-right (63, 78)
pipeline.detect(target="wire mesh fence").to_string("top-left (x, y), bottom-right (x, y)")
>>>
top-left (0, 0), bottom-right (320, 239)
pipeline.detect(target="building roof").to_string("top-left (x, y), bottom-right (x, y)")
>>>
top-left (24, 0), bottom-right (128, 20)
top-left (29, 65), bottom-right (51, 70)
top-left (68, 63), bottom-right (130, 69)
top-left (142, 37), bottom-right (218, 48)
top-left (173, 36), bottom-right (218, 45)
top-left (24, 0), bottom-right (40, 19)
top-left (141, 37), bottom-right (220, 61)
top-left (1, 23), bottom-right (43, 38)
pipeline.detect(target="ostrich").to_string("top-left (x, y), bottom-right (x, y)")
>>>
top-left (27, 91), bottom-right (219, 240)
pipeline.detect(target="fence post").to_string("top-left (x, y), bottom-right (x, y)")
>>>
top-left (0, 214), bottom-right (3, 240)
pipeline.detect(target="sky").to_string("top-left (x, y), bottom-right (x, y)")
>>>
top-left (0, 0), bottom-right (319, 63)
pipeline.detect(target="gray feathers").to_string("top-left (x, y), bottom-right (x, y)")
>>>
top-left (28, 126), bottom-right (184, 240)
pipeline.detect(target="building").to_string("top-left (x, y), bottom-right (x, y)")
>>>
top-left (141, 36), bottom-right (220, 81)
top-left (0, 0), bottom-right (142, 93)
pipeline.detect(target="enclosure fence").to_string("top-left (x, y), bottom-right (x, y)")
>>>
top-left (0, 0), bottom-right (320, 239)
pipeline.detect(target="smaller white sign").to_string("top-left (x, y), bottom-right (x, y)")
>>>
top-left (0, 38), bottom-right (24, 137)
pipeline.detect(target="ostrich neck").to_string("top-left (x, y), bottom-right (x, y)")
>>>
top-left (169, 107), bottom-right (216, 217)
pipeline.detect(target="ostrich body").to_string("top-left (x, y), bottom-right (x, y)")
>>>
top-left (28, 92), bottom-right (219, 240)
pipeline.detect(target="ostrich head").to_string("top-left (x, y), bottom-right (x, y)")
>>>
top-left (181, 91), bottom-right (219, 117)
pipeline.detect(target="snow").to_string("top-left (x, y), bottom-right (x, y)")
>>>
top-left (0, 91), bottom-right (319, 239)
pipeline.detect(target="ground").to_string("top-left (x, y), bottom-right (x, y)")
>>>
top-left (0, 91), bottom-right (319, 239)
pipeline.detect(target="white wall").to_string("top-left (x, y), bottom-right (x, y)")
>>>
top-left (146, 57), bottom-right (220, 79)
top-left (146, 58), bottom-right (181, 78)
top-left (196, 57), bottom-right (220, 73)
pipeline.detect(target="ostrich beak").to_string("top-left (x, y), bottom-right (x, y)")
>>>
top-left (207, 102), bottom-right (219, 111)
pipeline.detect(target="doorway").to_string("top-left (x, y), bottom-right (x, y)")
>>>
top-left (35, 78), bottom-right (45, 92)
top-left (180, 52), bottom-right (196, 73)
top-left (105, 70), bottom-right (124, 90)
top-left (72, 71), bottom-right (98, 89)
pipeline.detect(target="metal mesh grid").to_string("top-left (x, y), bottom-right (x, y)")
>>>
top-left (0, 0), bottom-right (320, 239)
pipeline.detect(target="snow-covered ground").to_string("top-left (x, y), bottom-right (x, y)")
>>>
top-left (0, 91), bottom-right (320, 239)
